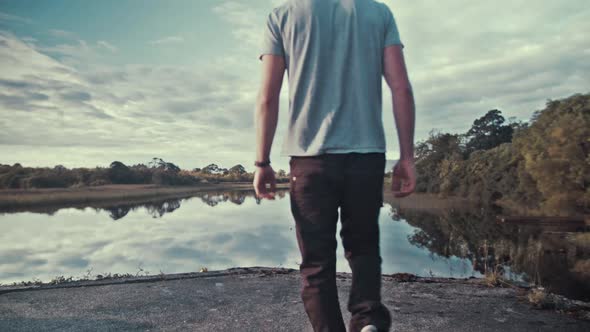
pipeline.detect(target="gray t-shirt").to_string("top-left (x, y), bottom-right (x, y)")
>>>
top-left (260, 0), bottom-right (403, 156)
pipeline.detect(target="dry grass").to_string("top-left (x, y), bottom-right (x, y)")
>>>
top-left (382, 191), bottom-right (478, 212)
top-left (528, 288), bottom-right (550, 308)
top-left (484, 269), bottom-right (503, 287)
top-left (572, 233), bottom-right (590, 249)
top-left (572, 260), bottom-right (590, 279)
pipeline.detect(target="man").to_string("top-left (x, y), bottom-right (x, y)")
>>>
top-left (253, 1), bottom-right (416, 331)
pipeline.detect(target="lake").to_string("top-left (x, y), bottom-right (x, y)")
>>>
top-left (1, 189), bottom-right (588, 301)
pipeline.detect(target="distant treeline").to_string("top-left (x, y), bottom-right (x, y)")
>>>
top-left (413, 93), bottom-right (589, 215)
top-left (0, 158), bottom-right (290, 189)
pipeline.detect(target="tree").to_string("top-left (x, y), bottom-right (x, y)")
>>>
top-left (465, 110), bottom-right (513, 154)
top-left (414, 130), bottom-right (463, 193)
top-left (108, 161), bottom-right (133, 184)
top-left (201, 164), bottom-right (221, 174)
top-left (513, 93), bottom-right (590, 213)
top-left (148, 157), bottom-right (180, 173)
top-left (229, 164), bottom-right (247, 175)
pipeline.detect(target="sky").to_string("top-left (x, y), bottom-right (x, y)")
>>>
top-left (0, 0), bottom-right (589, 172)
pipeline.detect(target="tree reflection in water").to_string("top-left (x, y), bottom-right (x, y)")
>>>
top-left (394, 207), bottom-right (590, 301)
top-left (104, 199), bottom-right (182, 220)
top-left (102, 189), bottom-right (288, 220)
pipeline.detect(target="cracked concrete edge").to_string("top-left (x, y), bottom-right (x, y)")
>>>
top-left (0, 267), bottom-right (293, 295)
top-left (0, 267), bottom-right (489, 295)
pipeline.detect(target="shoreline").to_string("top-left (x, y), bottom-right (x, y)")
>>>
top-left (0, 183), bottom-right (289, 212)
top-left (0, 183), bottom-right (473, 212)
top-left (0, 267), bottom-right (477, 294)
top-left (2, 267), bottom-right (588, 315)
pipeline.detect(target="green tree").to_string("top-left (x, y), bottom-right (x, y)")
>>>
top-left (148, 157), bottom-right (180, 173)
top-left (108, 161), bottom-right (133, 184)
top-left (229, 164), bottom-right (246, 175)
top-left (415, 131), bottom-right (463, 193)
top-left (465, 109), bottom-right (513, 155)
top-left (513, 94), bottom-right (590, 213)
top-left (201, 164), bottom-right (220, 174)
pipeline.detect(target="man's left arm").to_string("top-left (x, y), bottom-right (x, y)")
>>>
top-left (253, 54), bottom-right (285, 199)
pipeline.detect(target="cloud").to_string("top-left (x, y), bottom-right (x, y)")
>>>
top-left (213, 2), bottom-right (265, 48)
top-left (0, 11), bottom-right (32, 24)
top-left (97, 40), bottom-right (117, 52)
top-left (58, 257), bottom-right (90, 269)
top-left (39, 39), bottom-right (121, 66)
top-left (60, 90), bottom-right (92, 102)
top-left (47, 29), bottom-right (76, 39)
top-left (0, 32), bottom-right (259, 168)
top-left (148, 36), bottom-right (184, 45)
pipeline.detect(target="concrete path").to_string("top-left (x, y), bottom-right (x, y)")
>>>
top-left (0, 268), bottom-right (588, 331)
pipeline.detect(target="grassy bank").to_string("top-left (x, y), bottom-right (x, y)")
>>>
top-left (0, 183), bottom-right (290, 212)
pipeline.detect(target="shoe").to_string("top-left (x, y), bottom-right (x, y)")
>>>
top-left (360, 325), bottom-right (378, 332)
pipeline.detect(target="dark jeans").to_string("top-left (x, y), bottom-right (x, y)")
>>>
top-left (289, 152), bottom-right (391, 332)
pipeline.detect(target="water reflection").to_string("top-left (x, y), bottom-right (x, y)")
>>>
top-left (395, 207), bottom-right (590, 301)
top-left (105, 199), bottom-right (184, 220)
top-left (101, 190), bottom-right (288, 219)
top-left (0, 190), bottom-right (587, 301)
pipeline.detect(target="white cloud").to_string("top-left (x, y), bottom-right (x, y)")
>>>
top-left (47, 29), bottom-right (76, 39)
top-left (0, 32), bottom-right (77, 82)
top-left (0, 32), bottom-right (259, 169)
top-left (0, 11), bottom-right (32, 24)
top-left (37, 39), bottom-right (121, 67)
top-left (213, 2), bottom-right (265, 49)
top-left (97, 40), bottom-right (117, 52)
top-left (148, 36), bottom-right (185, 45)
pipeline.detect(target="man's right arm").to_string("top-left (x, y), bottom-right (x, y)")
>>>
top-left (383, 45), bottom-right (415, 161)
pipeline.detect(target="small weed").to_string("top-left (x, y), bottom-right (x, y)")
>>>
top-left (135, 264), bottom-right (149, 277)
top-left (484, 267), bottom-right (503, 287)
top-left (11, 277), bottom-right (43, 287)
top-left (528, 288), bottom-right (549, 308)
top-left (49, 275), bottom-right (74, 285)
top-left (81, 267), bottom-right (93, 280)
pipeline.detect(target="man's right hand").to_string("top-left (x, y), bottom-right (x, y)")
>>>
top-left (391, 159), bottom-right (416, 198)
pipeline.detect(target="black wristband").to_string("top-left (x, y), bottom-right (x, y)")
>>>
top-left (254, 160), bottom-right (271, 167)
